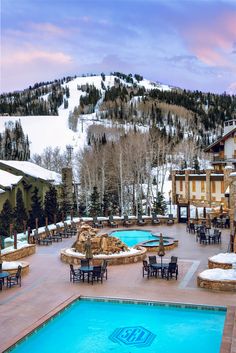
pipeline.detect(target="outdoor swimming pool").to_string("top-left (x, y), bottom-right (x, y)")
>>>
top-left (10, 298), bottom-right (226, 353)
top-left (111, 229), bottom-right (169, 247)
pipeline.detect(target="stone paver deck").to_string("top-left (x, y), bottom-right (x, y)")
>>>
top-left (0, 223), bottom-right (235, 352)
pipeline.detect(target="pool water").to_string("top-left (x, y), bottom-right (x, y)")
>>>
top-left (111, 229), bottom-right (160, 247)
top-left (10, 299), bottom-right (226, 353)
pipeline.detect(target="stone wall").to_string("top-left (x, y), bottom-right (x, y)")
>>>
top-left (1, 245), bottom-right (36, 261)
top-left (197, 277), bottom-right (236, 291)
top-left (208, 259), bottom-right (232, 269)
top-left (61, 247), bottom-right (147, 266)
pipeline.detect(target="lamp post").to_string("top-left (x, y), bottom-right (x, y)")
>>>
top-left (169, 191), bottom-right (172, 215)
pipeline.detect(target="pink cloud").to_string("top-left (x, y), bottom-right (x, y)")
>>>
top-left (3, 49), bottom-right (72, 65)
top-left (181, 11), bottom-right (236, 68)
top-left (29, 22), bottom-right (69, 37)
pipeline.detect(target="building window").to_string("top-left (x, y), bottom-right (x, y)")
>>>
top-left (221, 181), bottom-right (224, 194)
top-left (180, 179), bottom-right (183, 192)
top-left (201, 180), bottom-right (205, 193)
top-left (211, 181), bottom-right (216, 193)
top-left (192, 180), bottom-right (196, 192)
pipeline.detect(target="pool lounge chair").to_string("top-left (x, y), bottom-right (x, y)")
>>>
top-left (167, 214), bottom-right (174, 225)
top-left (137, 215), bottom-right (146, 226)
top-left (108, 215), bottom-right (118, 228)
top-left (152, 213), bottom-right (161, 225)
top-left (123, 215), bottom-right (132, 227)
top-left (93, 217), bottom-right (103, 229)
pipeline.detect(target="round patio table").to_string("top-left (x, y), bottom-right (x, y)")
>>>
top-left (0, 271), bottom-right (9, 290)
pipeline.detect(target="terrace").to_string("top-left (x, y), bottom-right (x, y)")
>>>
top-left (0, 222), bottom-right (236, 352)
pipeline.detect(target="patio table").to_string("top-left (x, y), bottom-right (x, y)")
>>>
top-left (150, 263), bottom-right (169, 278)
top-left (0, 271), bottom-right (9, 290)
top-left (79, 266), bottom-right (94, 283)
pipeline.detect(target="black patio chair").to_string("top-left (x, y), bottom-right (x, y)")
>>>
top-left (80, 259), bottom-right (90, 267)
top-left (63, 222), bottom-right (73, 238)
top-left (170, 256), bottom-right (178, 264)
top-left (69, 264), bottom-right (82, 283)
top-left (148, 256), bottom-right (157, 265)
top-left (137, 215), bottom-right (146, 226)
top-left (123, 215), bottom-right (132, 227)
top-left (164, 262), bottom-right (178, 280)
top-left (199, 232), bottom-right (209, 244)
top-left (101, 260), bottom-right (108, 280)
top-left (7, 266), bottom-right (22, 288)
top-left (108, 215), bottom-right (118, 228)
top-left (142, 260), bottom-right (157, 278)
top-left (152, 213), bottom-right (161, 225)
top-left (93, 217), bottom-right (103, 229)
top-left (91, 266), bottom-right (104, 284)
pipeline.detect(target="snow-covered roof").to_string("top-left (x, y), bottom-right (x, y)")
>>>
top-left (0, 169), bottom-right (23, 188)
top-left (0, 160), bottom-right (61, 184)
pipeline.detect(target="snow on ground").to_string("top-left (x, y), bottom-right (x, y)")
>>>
top-left (2, 261), bottom-right (23, 270)
top-left (65, 247), bottom-right (141, 257)
top-left (209, 253), bottom-right (236, 264)
top-left (199, 268), bottom-right (236, 281)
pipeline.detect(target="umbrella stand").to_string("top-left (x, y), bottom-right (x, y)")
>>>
top-left (84, 236), bottom-right (93, 268)
top-left (158, 233), bottom-right (165, 274)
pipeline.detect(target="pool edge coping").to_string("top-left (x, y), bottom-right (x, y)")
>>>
top-left (2, 295), bottom-right (234, 353)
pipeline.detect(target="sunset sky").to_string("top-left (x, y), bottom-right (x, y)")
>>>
top-left (1, 0), bottom-right (236, 94)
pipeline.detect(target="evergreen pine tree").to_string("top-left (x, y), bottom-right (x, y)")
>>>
top-left (14, 188), bottom-right (28, 232)
top-left (44, 185), bottom-right (59, 224)
top-left (29, 187), bottom-right (44, 229)
top-left (0, 199), bottom-right (14, 237)
top-left (89, 186), bottom-right (101, 216)
top-left (153, 192), bottom-right (167, 215)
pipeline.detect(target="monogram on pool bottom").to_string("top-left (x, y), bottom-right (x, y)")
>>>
top-left (109, 326), bottom-right (156, 347)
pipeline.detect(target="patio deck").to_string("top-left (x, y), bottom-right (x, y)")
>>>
top-left (0, 223), bottom-right (235, 352)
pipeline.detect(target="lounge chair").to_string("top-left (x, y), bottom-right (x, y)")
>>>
top-left (34, 230), bottom-right (52, 245)
top-left (108, 215), bottom-right (118, 228)
top-left (152, 213), bottom-right (161, 225)
top-left (123, 215), bottom-right (132, 227)
top-left (137, 215), bottom-right (146, 226)
top-left (93, 217), bottom-right (103, 229)
top-left (167, 214), bottom-right (174, 225)
top-left (7, 266), bottom-right (22, 288)
top-left (62, 222), bottom-right (73, 237)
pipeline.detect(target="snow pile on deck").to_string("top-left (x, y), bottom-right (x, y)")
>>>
top-left (199, 268), bottom-right (236, 281)
top-left (2, 261), bottom-right (23, 270)
top-left (65, 247), bottom-right (141, 258)
top-left (209, 253), bottom-right (236, 264)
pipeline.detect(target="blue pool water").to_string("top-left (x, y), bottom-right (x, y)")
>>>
top-left (111, 229), bottom-right (160, 247)
top-left (10, 299), bottom-right (226, 353)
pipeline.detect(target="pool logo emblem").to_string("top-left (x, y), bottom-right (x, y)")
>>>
top-left (109, 326), bottom-right (156, 347)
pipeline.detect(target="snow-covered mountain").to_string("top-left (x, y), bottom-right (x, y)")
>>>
top-left (0, 74), bottom-right (172, 155)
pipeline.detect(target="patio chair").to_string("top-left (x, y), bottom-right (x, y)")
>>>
top-left (69, 264), bottom-right (82, 283)
top-left (148, 256), bottom-right (157, 265)
top-left (166, 214), bottom-right (174, 225)
top-left (142, 260), bottom-right (157, 278)
top-left (152, 213), bottom-right (161, 225)
top-left (7, 266), bottom-right (22, 288)
top-left (91, 266), bottom-right (103, 284)
top-left (123, 215), bottom-right (132, 227)
top-left (101, 260), bottom-right (108, 280)
top-left (108, 215), bottom-right (118, 228)
top-left (199, 232), bottom-right (209, 244)
top-left (93, 217), bottom-right (103, 229)
top-left (137, 215), bottom-right (146, 226)
top-left (164, 262), bottom-right (178, 280)
top-left (170, 256), bottom-right (178, 264)
top-left (70, 221), bottom-right (77, 236)
top-left (80, 259), bottom-right (90, 267)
